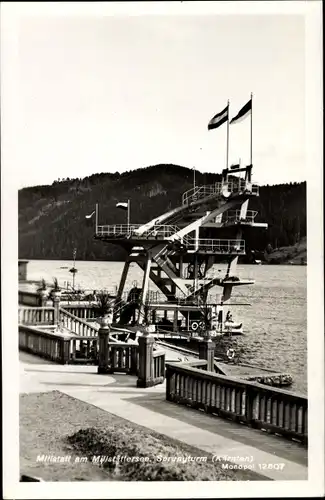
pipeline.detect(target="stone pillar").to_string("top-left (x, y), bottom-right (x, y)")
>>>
top-left (52, 292), bottom-right (61, 325)
top-left (199, 338), bottom-right (215, 372)
top-left (97, 319), bottom-right (111, 374)
top-left (137, 330), bottom-right (155, 388)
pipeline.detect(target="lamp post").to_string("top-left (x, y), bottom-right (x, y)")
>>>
top-left (69, 247), bottom-right (78, 290)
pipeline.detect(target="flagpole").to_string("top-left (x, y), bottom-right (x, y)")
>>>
top-left (250, 92), bottom-right (253, 165)
top-left (95, 203), bottom-right (98, 233)
top-left (226, 99), bottom-right (230, 169)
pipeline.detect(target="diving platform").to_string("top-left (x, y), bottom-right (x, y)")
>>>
top-left (94, 163), bottom-right (267, 330)
top-left (181, 179), bottom-right (259, 206)
top-left (95, 226), bottom-right (246, 256)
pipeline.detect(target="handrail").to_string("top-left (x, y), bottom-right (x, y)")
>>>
top-left (226, 180), bottom-right (259, 196)
top-left (96, 224), bottom-right (141, 237)
top-left (96, 224), bottom-right (182, 240)
top-left (223, 210), bottom-right (258, 225)
top-left (182, 184), bottom-right (221, 205)
top-left (62, 304), bottom-right (98, 319)
top-left (186, 238), bottom-right (245, 254)
top-left (182, 180), bottom-right (259, 205)
top-left (19, 306), bottom-right (55, 325)
top-left (19, 306), bottom-right (55, 311)
top-left (166, 361), bottom-right (307, 444)
top-left (59, 308), bottom-right (99, 337)
top-left (19, 324), bottom-right (71, 364)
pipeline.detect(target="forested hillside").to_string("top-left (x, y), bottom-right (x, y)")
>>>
top-left (18, 164), bottom-right (306, 262)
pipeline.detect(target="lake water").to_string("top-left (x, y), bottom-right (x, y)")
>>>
top-left (26, 260), bottom-right (307, 395)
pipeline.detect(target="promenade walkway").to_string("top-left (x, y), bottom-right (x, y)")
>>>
top-left (19, 352), bottom-right (307, 481)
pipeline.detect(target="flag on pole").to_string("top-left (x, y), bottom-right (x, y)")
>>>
top-left (116, 202), bottom-right (129, 210)
top-left (230, 98), bottom-right (252, 124)
top-left (208, 105), bottom-right (229, 130)
top-left (85, 210), bottom-right (95, 219)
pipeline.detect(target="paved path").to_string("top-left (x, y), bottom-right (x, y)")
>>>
top-left (20, 353), bottom-right (307, 481)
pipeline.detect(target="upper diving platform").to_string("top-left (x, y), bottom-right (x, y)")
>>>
top-left (95, 224), bottom-right (246, 255)
top-left (94, 164), bottom-right (265, 255)
top-left (182, 179), bottom-right (259, 206)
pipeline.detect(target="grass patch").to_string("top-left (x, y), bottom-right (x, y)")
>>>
top-left (20, 390), bottom-right (265, 482)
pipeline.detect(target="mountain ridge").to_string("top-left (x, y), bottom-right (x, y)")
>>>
top-left (18, 164), bottom-right (306, 263)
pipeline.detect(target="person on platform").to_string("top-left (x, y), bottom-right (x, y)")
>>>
top-left (226, 311), bottom-right (233, 322)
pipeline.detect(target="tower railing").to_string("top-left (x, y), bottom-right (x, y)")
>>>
top-left (186, 238), bottom-right (245, 254)
top-left (96, 224), bottom-right (141, 237)
top-left (223, 210), bottom-right (258, 225)
top-left (96, 225), bottom-right (245, 254)
top-left (182, 180), bottom-right (259, 205)
top-left (182, 183), bottom-right (222, 205)
top-left (96, 224), bottom-right (182, 240)
top-left (225, 180), bottom-right (259, 196)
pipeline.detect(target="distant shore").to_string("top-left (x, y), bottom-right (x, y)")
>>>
top-left (262, 238), bottom-right (307, 266)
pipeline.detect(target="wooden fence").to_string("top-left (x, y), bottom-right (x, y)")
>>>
top-left (166, 361), bottom-right (308, 445)
top-left (19, 325), bottom-right (70, 364)
top-left (19, 307), bottom-right (55, 325)
top-left (19, 324), bottom-right (166, 388)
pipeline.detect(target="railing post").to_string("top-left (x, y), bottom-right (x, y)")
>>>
top-left (97, 319), bottom-right (112, 374)
top-left (52, 291), bottom-right (61, 325)
top-left (137, 329), bottom-right (155, 388)
top-left (61, 338), bottom-right (71, 364)
top-left (244, 387), bottom-right (255, 426)
top-left (38, 290), bottom-right (48, 308)
top-left (199, 337), bottom-right (215, 372)
top-left (166, 364), bottom-right (172, 401)
top-left (130, 346), bottom-right (138, 375)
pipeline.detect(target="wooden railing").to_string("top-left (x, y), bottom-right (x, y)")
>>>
top-left (108, 343), bottom-right (138, 375)
top-left (59, 308), bottom-right (99, 337)
top-left (19, 325), bottom-right (70, 364)
top-left (152, 349), bottom-right (166, 384)
top-left (60, 304), bottom-right (98, 319)
top-left (69, 336), bottom-right (99, 364)
top-left (166, 362), bottom-right (308, 445)
top-left (19, 307), bottom-right (55, 325)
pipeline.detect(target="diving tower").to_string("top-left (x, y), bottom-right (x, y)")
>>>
top-left (94, 164), bottom-right (267, 330)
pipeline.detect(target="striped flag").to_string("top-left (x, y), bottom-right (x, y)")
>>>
top-left (85, 211), bottom-right (95, 219)
top-left (230, 98), bottom-right (252, 124)
top-left (208, 105), bottom-right (228, 130)
top-left (116, 202), bottom-right (128, 210)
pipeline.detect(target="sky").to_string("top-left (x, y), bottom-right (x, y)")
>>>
top-left (5, 5), bottom-right (308, 188)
